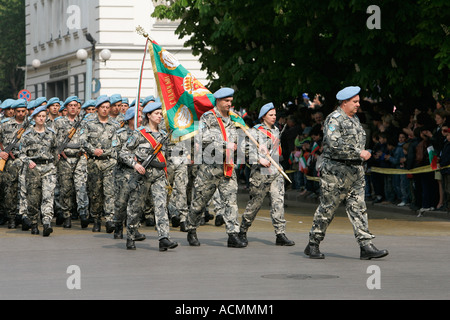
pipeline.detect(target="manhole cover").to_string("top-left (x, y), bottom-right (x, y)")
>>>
top-left (261, 274), bottom-right (339, 280)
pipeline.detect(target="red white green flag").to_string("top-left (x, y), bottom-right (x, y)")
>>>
top-left (149, 40), bottom-right (216, 140)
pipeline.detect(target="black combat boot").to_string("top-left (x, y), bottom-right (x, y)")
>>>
top-left (79, 210), bottom-right (89, 229)
top-left (114, 222), bottom-right (123, 239)
top-left (7, 216), bottom-right (16, 229)
top-left (63, 217), bottom-right (72, 228)
top-left (105, 221), bottom-right (115, 233)
top-left (238, 231), bottom-right (248, 246)
top-left (215, 214), bottom-right (224, 227)
top-left (304, 242), bottom-right (324, 259)
top-left (43, 223), bottom-right (53, 237)
top-left (187, 229), bottom-right (200, 246)
top-left (134, 230), bottom-right (146, 241)
top-left (179, 221), bottom-right (187, 232)
top-left (31, 223), bottom-right (39, 235)
top-left (92, 218), bottom-right (101, 232)
top-left (276, 233), bottom-right (295, 246)
top-left (126, 238), bottom-right (136, 250)
top-left (360, 244), bottom-right (389, 260)
top-left (227, 233), bottom-right (247, 248)
top-left (21, 215), bottom-right (32, 231)
top-left (204, 210), bottom-right (214, 223)
top-left (159, 238), bottom-right (178, 251)
top-left (171, 215), bottom-right (181, 228)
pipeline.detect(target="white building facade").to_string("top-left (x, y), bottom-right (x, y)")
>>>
top-left (25, 0), bottom-right (208, 102)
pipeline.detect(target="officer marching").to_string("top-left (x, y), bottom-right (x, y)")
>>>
top-left (304, 86), bottom-right (389, 260)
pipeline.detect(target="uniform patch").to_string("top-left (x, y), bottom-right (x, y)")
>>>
top-left (328, 125), bottom-right (336, 132)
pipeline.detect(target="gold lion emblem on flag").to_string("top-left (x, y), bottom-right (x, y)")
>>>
top-left (183, 73), bottom-right (210, 97)
top-left (174, 105), bottom-right (194, 130)
top-left (159, 49), bottom-right (180, 70)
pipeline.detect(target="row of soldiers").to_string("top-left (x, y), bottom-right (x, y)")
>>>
top-left (0, 88), bottom-right (295, 251)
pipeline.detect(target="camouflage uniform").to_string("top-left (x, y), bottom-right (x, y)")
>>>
top-left (0, 117), bottom-right (26, 228)
top-left (82, 114), bottom-right (119, 231)
top-left (19, 126), bottom-right (57, 227)
top-left (309, 106), bottom-right (375, 247)
top-left (113, 125), bottom-right (135, 229)
top-left (120, 126), bottom-right (171, 241)
top-left (187, 106), bottom-right (240, 235)
top-left (240, 123), bottom-right (288, 235)
top-left (166, 139), bottom-right (190, 225)
top-left (54, 115), bottom-right (89, 225)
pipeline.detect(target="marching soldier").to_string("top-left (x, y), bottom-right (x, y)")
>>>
top-left (82, 95), bottom-right (120, 233)
top-left (46, 97), bottom-right (61, 129)
top-left (109, 94), bottom-right (124, 122)
top-left (121, 102), bottom-right (177, 251)
top-left (19, 105), bottom-right (58, 236)
top-left (239, 102), bottom-right (295, 246)
top-left (54, 96), bottom-right (90, 229)
top-left (112, 106), bottom-right (145, 240)
top-left (186, 87), bottom-right (245, 248)
top-left (304, 86), bottom-right (389, 260)
top-left (0, 99), bottom-right (29, 229)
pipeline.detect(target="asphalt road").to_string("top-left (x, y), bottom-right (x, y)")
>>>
top-left (1, 188), bottom-right (449, 302)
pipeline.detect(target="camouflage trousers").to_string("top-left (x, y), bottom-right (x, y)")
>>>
top-left (57, 155), bottom-right (89, 218)
top-left (25, 163), bottom-right (57, 225)
top-left (167, 160), bottom-right (189, 222)
top-left (1, 159), bottom-right (22, 221)
top-left (113, 164), bottom-right (134, 224)
top-left (87, 158), bottom-right (117, 221)
top-left (309, 160), bottom-right (375, 247)
top-left (187, 164), bottom-right (239, 234)
top-left (241, 167), bottom-right (286, 235)
top-left (126, 169), bottom-right (170, 240)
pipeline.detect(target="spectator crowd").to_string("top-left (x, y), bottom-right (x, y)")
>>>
top-left (238, 93), bottom-right (450, 216)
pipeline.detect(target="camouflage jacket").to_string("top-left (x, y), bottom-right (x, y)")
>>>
top-left (120, 125), bottom-right (167, 169)
top-left (54, 115), bottom-right (86, 156)
top-left (115, 126), bottom-right (135, 165)
top-left (322, 106), bottom-right (366, 161)
top-left (199, 106), bottom-right (238, 162)
top-left (19, 126), bottom-right (57, 165)
top-left (0, 117), bottom-right (28, 157)
top-left (82, 115), bottom-right (120, 158)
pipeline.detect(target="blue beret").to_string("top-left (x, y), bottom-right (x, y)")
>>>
top-left (64, 96), bottom-right (79, 107)
top-left (12, 99), bottom-right (28, 109)
top-left (123, 107), bottom-right (136, 121)
top-left (122, 97), bottom-right (129, 105)
top-left (47, 97), bottom-right (60, 106)
top-left (1, 99), bottom-right (15, 109)
top-left (142, 95), bottom-right (156, 107)
top-left (31, 105), bottom-right (48, 118)
top-left (130, 98), bottom-right (144, 108)
top-left (27, 100), bottom-right (36, 109)
top-left (95, 95), bottom-right (110, 108)
top-left (336, 86), bottom-right (361, 101)
top-left (34, 97), bottom-right (47, 108)
top-left (213, 87), bottom-right (234, 100)
top-left (142, 102), bottom-right (162, 114)
top-left (81, 100), bottom-right (96, 109)
top-left (258, 102), bottom-right (275, 119)
top-left (110, 94), bottom-right (122, 105)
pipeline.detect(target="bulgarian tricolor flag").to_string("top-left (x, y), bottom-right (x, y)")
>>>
top-left (149, 40), bottom-right (216, 140)
top-left (427, 146), bottom-right (438, 170)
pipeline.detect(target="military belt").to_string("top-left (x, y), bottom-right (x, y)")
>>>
top-left (32, 159), bottom-right (54, 165)
top-left (91, 155), bottom-right (112, 160)
top-left (329, 158), bottom-right (363, 166)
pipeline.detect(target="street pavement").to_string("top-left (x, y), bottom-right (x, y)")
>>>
top-left (0, 186), bottom-right (449, 302)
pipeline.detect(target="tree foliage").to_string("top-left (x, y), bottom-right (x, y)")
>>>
top-left (0, 0), bottom-right (25, 100)
top-left (153, 0), bottom-right (449, 112)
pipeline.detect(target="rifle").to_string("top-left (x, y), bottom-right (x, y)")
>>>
top-left (0, 116), bottom-right (31, 171)
top-left (141, 129), bottom-right (173, 169)
top-left (56, 111), bottom-right (86, 159)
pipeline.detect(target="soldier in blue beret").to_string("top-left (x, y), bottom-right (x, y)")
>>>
top-left (109, 94), bottom-right (124, 122)
top-left (46, 97), bottom-right (61, 129)
top-left (120, 97), bottom-right (130, 116)
top-left (305, 85), bottom-right (389, 260)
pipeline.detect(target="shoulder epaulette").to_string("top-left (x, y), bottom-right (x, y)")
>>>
top-left (116, 127), bottom-right (126, 134)
top-left (1, 118), bottom-right (10, 124)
